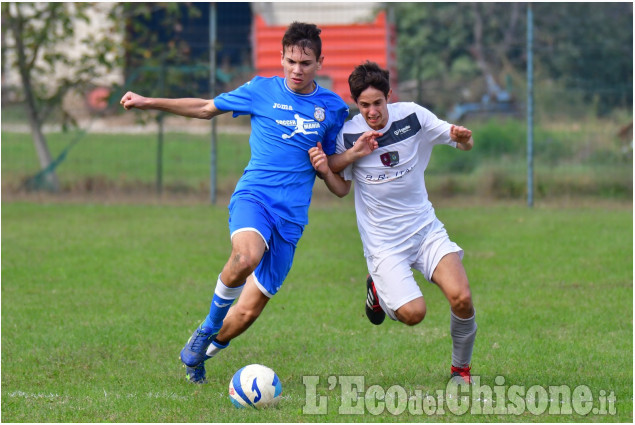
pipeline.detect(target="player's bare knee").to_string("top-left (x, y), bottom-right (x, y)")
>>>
top-left (450, 292), bottom-right (473, 317)
top-left (229, 251), bottom-right (260, 277)
top-left (397, 305), bottom-right (426, 326)
top-left (406, 310), bottom-right (426, 326)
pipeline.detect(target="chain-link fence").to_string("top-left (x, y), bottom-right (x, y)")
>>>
top-left (1, 2), bottom-right (631, 203)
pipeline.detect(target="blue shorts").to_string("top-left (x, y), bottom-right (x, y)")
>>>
top-left (228, 198), bottom-right (304, 297)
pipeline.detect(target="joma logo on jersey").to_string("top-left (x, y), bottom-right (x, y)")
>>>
top-left (273, 103), bottom-right (293, 111)
top-left (380, 151), bottom-right (399, 167)
top-left (393, 125), bottom-right (411, 136)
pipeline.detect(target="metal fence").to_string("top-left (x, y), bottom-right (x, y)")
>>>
top-left (1, 2), bottom-right (631, 203)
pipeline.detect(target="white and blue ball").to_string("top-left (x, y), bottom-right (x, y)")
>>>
top-left (229, 364), bottom-right (282, 409)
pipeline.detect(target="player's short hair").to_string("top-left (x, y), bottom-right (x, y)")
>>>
top-left (282, 22), bottom-right (322, 59)
top-left (349, 61), bottom-right (390, 103)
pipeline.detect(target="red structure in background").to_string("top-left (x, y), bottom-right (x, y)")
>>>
top-left (252, 11), bottom-right (397, 104)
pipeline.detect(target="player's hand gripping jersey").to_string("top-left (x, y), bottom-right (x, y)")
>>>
top-left (336, 102), bottom-right (456, 256)
top-left (215, 76), bottom-right (349, 226)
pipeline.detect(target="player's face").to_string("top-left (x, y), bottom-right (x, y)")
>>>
top-left (356, 87), bottom-right (391, 130)
top-left (281, 45), bottom-right (323, 94)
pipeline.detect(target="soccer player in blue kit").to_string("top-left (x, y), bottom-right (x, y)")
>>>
top-left (120, 22), bottom-right (349, 383)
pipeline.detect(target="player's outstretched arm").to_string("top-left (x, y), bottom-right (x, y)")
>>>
top-left (120, 91), bottom-right (227, 120)
top-left (328, 130), bottom-right (382, 173)
top-left (450, 124), bottom-right (474, 151)
top-left (309, 142), bottom-right (351, 198)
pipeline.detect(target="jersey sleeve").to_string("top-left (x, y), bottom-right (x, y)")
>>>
top-left (334, 128), bottom-right (353, 181)
top-left (320, 103), bottom-right (349, 156)
top-left (335, 127), bottom-right (347, 154)
top-left (213, 78), bottom-right (258, 117)
top-left (415, 103), bottom-right (456, 148)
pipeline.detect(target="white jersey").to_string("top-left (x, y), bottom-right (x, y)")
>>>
top-left (335, 102), bottom-right (456, 257)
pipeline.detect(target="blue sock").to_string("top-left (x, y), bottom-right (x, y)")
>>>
top-left (201, 276), bottom-right (245, 333)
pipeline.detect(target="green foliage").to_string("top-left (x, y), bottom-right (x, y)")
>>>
top-left (1, 3), bottom-right (121, 126)
top-left (533, 3), bottom-right (633, 114)
top-left (393, 3), bottom-right (633, 115)
top-left (423, 116), bottom-right (632, 199)
top-left (393, 2), bottom-right (523, 111)
top-left (1, 131), bottom-right (250, 192)
top-left (394, 3), bottom-right (477, 82)
top-left (428, 119), bottom-right (570, 174)
top-left (116, 3), bottom-right (206, 100)
top-left (1, 203), bottom-right (632, 422)
top-left (2, 119), bottom-right (631, 201)
top-left (469, 120), bottom-right (526, 158)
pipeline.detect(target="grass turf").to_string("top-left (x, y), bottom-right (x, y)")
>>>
top-left (1, 201), bottom-right (632, 422)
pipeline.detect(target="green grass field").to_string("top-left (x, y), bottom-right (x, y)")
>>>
top-left (0, 131), bottom-right (251, 193)
top-left (1, 201), bottom-right (632, 422)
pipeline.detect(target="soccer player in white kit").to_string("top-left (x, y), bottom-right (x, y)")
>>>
top-left (309, 61), bottom-right (477, 384)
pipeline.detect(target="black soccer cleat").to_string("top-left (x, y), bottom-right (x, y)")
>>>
top-left (365, 274), bottom-right (386, 325)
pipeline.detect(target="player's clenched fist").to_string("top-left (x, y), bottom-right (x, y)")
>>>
top-left (450, 125), bottom-right (472, 144)
top-left (120, 91), bottom-right (148, 110)
top-left (309, 142), bottom-right (329, 175)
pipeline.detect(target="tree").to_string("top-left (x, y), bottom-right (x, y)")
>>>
top-left (393, 3), bottom-right (524, 111)
top-left (393, 3), bottom-right (476, 107)
top-left (119, 3), bottom-right (205, 101)
top-left (533, 3), bottom-right (633, 114)
top-left (468, 3), bottom-right (523, 98)
top-left (1, 3), bottom-right (120, 191)
top-left (394, 3), bottom-right (633, 115)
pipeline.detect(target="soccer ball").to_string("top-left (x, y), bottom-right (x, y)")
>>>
top-left (229, 364), bottom-right (282, 409)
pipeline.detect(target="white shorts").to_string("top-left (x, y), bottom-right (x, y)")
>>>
top-left (365, 218), bottom-right (463, 320)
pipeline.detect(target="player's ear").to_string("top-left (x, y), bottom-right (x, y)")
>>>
top-left (280, 50), bottom-right (284, 66)
top-left (316, 55), bottom-right (324, 70)
top-left (386, 89), bottom-right (393, 103)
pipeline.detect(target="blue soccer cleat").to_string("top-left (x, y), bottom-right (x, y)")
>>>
top-left (180, 325), bottom-right (216, 367)
top-left (185, 363), bottom-right (207, 384)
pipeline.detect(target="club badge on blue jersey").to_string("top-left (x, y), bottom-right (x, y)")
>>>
top-left (380, 151), bottom-right (400, 167)
top-left (314, 106), bottom-right (325, 122)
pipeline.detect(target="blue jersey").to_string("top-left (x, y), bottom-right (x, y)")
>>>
top-left (214, 76), bottom-right (349, 226)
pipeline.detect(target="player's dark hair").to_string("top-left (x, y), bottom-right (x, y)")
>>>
top-left (282, 22), bottom-right (322, 59)
top-left (349, 61), bottom-right (390, 102)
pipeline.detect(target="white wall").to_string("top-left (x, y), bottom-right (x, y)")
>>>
top-left (251, 2), bottom-right (380, 25)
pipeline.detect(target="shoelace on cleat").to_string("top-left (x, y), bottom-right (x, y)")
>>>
top-left (189, 329), bottom-right (213, 352)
